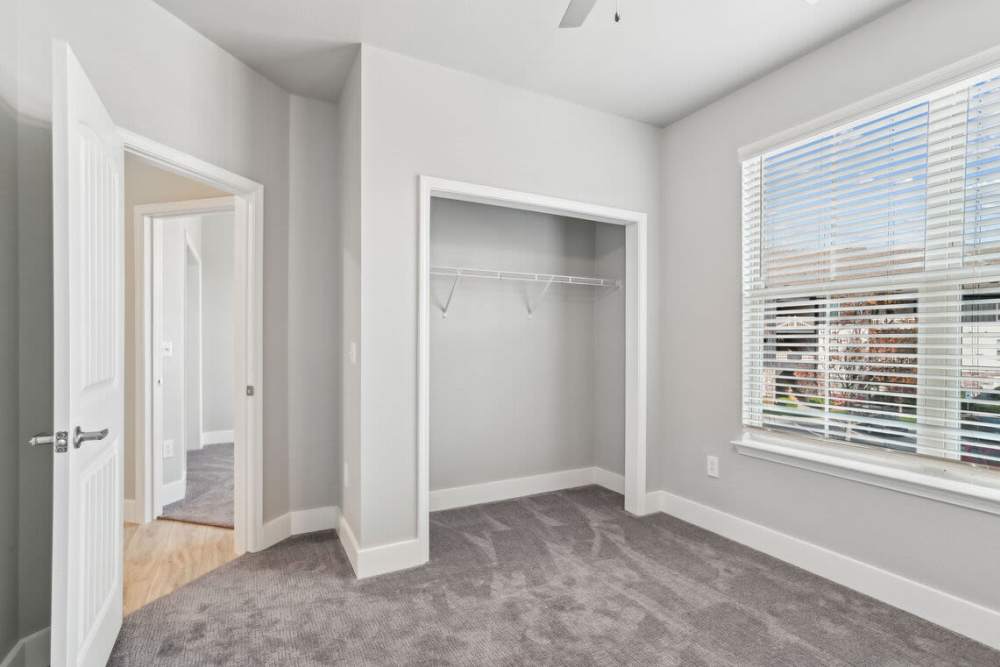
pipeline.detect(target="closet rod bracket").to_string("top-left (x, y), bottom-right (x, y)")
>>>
top-left (527, 276), bottom-right (555, 318)
top-left (441, 275), bottom-right (461, 318)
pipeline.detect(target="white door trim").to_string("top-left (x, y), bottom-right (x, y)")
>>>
top-left (416, 175), bottom-right (649, 565)
top-left (122, 127), bottom-right (264, 556)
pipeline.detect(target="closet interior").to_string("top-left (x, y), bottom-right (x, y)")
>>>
top-left (429, 198), bottom-right (626, 506)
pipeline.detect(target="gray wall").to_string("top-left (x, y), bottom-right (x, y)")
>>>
top-left (659, 0), bottom-right (1000, 613)
top-left (593, 224), bottom-right (626, 475)
top-left (430, 199), bottom-right (624, 490)
top-left (287, 95), bottom-right (340, 513)
top-left (0, 0), bottom-right (19, 653)
top-left (200, 211), bottom-right (234, 435)
top-left (338, 54), bottom-right (363, 539)
top-left (17, 102), bottom-right (54, 643)
top-left (355, 44), bottom-right (660, 547)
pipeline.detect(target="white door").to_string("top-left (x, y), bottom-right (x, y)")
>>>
top-left (51, 41), bottom-right (124, 667)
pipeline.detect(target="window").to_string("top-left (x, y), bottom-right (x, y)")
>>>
top-left (742, 70), bottom-right (1000, 469)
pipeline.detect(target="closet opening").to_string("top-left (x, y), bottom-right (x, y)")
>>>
top-left (417, 177), bottom-right (648, 563)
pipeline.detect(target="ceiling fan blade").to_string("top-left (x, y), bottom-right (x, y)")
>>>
top-left (559, 0), bottom-right (599, 28)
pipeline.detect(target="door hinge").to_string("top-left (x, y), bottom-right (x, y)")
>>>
top-left (246, 385), bottom-right (255, 397)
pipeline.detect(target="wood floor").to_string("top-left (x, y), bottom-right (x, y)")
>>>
top-left (123, 519), bottom-right (236, 616)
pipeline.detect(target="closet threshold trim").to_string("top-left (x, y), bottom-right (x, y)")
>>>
top-left (430, 266), bottom-right (620, 288)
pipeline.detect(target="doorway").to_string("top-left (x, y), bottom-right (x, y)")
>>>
top-left (149, 203), bottom-right (236, 530)
top-left (119, 150), bottom-right (255, 614)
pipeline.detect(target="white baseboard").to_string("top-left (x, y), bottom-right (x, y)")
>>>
top-left (257, 505), bottom-right (341, 552)
top-left (337, 515), bottom-right (423, 579)
top-left (0, 626), bottom-right (49, 667)
top-left (430, 466), bottom-right (626, 511)
top-left (290, 505), bottom-right (341, 534)
top-left (592, 466), bottom-right (625, 494)
top-left (650, 490), bottom-right (1000, 652)
top-left (258, 513), bottom-right (291, 551)
top-left (161, 475), bottom-right (186, 506)
top-left (336, 467), bottom-right (625, 580)
top-left (123, 498), bottom-right (144, 524)
top-left (353, 537), bottom-right (423, 579)
top-left (201, 429), bottom-right (234, 447)
top-left (337, 514), bottom-right (361, 574)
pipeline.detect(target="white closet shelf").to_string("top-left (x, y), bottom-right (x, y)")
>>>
top-left (431, 265), bottom-right (620, 318)
top-left (430, 266), bottom-right (620, 288)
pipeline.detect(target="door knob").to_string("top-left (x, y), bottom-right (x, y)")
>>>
top-left (28, 431), bottom-right (69, 453)
top-left (74, 426), bottom-right (109, 449)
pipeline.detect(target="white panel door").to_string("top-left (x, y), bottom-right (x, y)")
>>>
top-left (51, 41), bottom-right (124, 667)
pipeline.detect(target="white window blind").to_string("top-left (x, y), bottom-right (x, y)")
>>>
top-left (742, 70), bottom-right (1000, 468)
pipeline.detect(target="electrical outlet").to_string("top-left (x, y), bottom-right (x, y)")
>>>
top-left (163, 439), bottom-right (175, 458)
top-left (706, 455), bottom-right (719, 478)
top-left (344, 462), bottom-right (350, 488)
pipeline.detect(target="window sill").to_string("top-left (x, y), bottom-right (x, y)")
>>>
top-left (733, 432), bottom-right (1000, 516)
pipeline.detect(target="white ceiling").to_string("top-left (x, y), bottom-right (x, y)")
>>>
top-left (153, 0), bottom-right (906, 126)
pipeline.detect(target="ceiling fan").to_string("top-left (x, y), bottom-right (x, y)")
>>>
top-left (559, 0), bottom-right (621, 28)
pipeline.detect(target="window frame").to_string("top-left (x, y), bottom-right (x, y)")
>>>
top-left (738, 54), bottom-right (1000, 512)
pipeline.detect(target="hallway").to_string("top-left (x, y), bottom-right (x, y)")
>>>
top-left (161, 443), bottom-right (235, 528)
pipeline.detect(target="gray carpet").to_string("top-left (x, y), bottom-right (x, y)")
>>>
top-left (111, 486), bottom-right (997, 666)
top-left (161, 443), bottom-right (234, 528)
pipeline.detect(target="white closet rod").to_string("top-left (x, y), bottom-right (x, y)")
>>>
top-left (431, 265), bottom-right (620, 318)
top-left (430, 266), bottom-right (620, 288)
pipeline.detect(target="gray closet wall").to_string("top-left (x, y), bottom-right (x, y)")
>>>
top-left (429, 199), bottom-right (625, 491)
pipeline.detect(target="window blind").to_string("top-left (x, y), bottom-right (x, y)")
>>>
top-left (742, 70), bottom-right (1000, 468)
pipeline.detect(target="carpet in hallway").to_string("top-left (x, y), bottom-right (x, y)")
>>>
top-left (110, 485), bottom-right (997, 665)
top-left (161, 443), bottom-right (233, 528)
